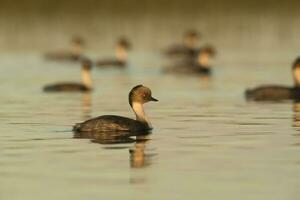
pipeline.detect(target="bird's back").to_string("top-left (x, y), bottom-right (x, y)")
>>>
top-left (165, 45), bottom-right (197, 57)
top-left (45, 51), bottom-right (80, 61)
top-left (73, 115), bottom-right (149, 133)
top-left (164, 63), bottom-right (211, 75)
top-left (44, 82), bottom-right (89, 92)
top-left (245, 85), bottom-right (295, 101)
top-left (96, 59), bottom-right (126, 68)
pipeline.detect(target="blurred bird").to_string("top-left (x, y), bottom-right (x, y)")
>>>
top-left (246, 57), bottom-right (300, 101)
top-left (43, 58), bottom-right (93, 92)
top-left (164, 30), bottom-right (201, 58)
top-left (163, 45), bottom-right (217, 75)
top-left (44, 36), bottom-right (85, 62)
top-left (96, 37), bottom-right (131, 68)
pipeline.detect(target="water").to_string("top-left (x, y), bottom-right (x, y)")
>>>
top-left (1, 54), bottom-right (300, 200)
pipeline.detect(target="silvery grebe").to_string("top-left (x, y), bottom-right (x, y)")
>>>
top-left (246, 57), bottom-right (300, 101)
top-left (163, 45), bottom-right (216, 75)
top-left (45, 36), bottom-right (85, 61)
top-left (73, 85), bottom-right (158, 133)
top-left (96, 37), bottom-right (131, 68)
top-left (165, 30), bottom-right (201, 57)
top-left (43, 59), bottom-right (93, 92)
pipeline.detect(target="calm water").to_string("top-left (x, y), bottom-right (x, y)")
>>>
top-left (1, 54), bottom-right (300, 200)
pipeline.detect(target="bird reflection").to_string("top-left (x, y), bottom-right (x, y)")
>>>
top-left (74, 130), bottom-right (151, 145)
top-left (293, 101), bottom-right (300, 130)
top-left (73, 130), bottom-right (155, 184)
top-left (129, 135), bottom-right (151, 168)
top-left (129, 135), bottom-right (157, 185)
top-left (73, 130), bottom-right (154, 166)
top-left (81, 92), bottom-right (92, 120)
top-left (199, 74), bottom-right (212, 89)
top-left (92, 132), bottom-right (136, 144)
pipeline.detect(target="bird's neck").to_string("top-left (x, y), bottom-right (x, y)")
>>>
top-left (82, 69), bottom-right (92, 89)
top-left (71, 44), bottom-right (82, 56)
top-left (132, 102), bottom-right (151, 128)
top-left (116, 47), bottom-right (128, 61)
top-left (198, 54), bottom-right (210, 68)
top-left (293, 67), bottom-right (300, 87)
top-left (184, 39), bottom-right (197, 49)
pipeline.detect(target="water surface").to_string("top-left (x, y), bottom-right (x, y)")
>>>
top-left (0, 54), bottom-right (300, 200)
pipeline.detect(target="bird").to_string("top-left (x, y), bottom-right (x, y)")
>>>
top-left (73, 85), bottom-right (158, 134)
top-left (43, 58), bottom-right (93, 92)
top-left (246, 57), bottom-right (300, 101)
top-left (96, 37), bottom-right (131, 68)
top-left (163, 45), bottom-right (216, 75)
top-left (165, 30), bottom-right (201, 58)
top-left (44, 36), bottom-right (85, 62)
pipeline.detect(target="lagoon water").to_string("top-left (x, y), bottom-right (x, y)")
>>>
top-left (1, 53), bottom-right (300, 200)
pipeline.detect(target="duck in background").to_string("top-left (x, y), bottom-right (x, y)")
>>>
top-left (164, 30), bottom-right (201, 59)
top-left (44, 36), bottom-right (85, 62)
top-left (96, 37), bottom-right (131, 69)
top-left (192, 45), bottom-right (216, 75)
top-left (163, 45), bottom-right (216, 75)
top-left (246, 57), bottom-right (300, 101)
top-left (43, 58), bottom-right (93, 92)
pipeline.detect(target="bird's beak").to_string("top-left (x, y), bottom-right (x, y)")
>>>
top-left (150, 97), bottom-right (158, 102)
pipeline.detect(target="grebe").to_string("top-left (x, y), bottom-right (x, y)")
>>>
top-left (45, 36), bottom-right (85, 61)
top-left (96, 37), bottom-right (131, 68)
top-left (164, 45), bottom-right (216, 75)
top-left (73, 85), bottom-right (158, 133)
top-left (193, 45), bottom-right (216, 75)
top-left (165, 30), bottom-right (201, 57)
top-left (43, 59), bottom-right (93, 92)
top-left (246, 57), bottom-right (300, 101)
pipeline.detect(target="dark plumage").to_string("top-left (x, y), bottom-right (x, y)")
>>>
top-left (44, 52), bottom-right (81, 62)
top-left (165, 46), bottom-right (199, 57)
top-left (74, 127), bottom-right (150, 144)
top-left (73, 115), bottom-right (149, 133)
top-left (96, 59), bottom-right (126, 68)
top-left (245, 86), bottom-right (300, 101)
top-left (117, 37), bottom-right (131, 50)
top-left (43, 83), bottom-right (91, 92)
top-left (164, 63), bottom-right (211, 75)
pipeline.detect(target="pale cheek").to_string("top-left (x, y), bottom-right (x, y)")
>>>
top-left (294, 68), bottom-right (300, 84)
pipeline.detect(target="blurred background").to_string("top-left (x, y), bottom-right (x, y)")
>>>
top-left (0, 0), bottom-right (299, 63)
top-left (2, 1), bottom-right (300, 200)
